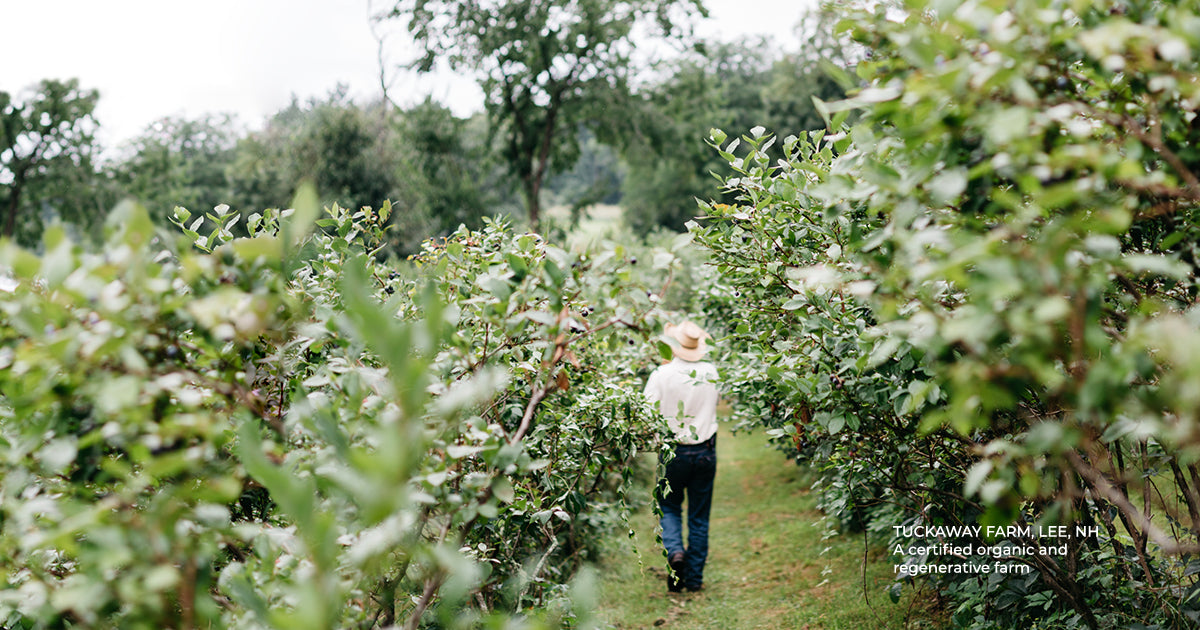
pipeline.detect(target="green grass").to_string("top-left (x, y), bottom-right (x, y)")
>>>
top-left (544, 203), bottom-right (627, 250)
top-left (593, 430), bottom-right (929, 629)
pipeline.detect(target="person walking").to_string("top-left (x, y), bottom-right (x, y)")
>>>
top-left (644, 320), bottom-right (719, 593)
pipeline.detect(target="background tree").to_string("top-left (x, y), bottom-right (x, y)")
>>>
top-left (622, 39), bottom-right (769, 233)
top-left (290, 96), bottom-right (396, 213)
top-left (225, 93), bottom-right (509, 255)
top-left (224, 90), bottom-right (396, 215)
top-left (0, 79), bottom-right (101, 244)
top-left (543, 127), bottom-right (624, 220)
top-left (385, 0), bottom-right (707, 226)
top-left (108, 114), bottom-right (240, 221)
top-left (224, 104), bottom-right (302, 214)
top-left (389, 98), bottom-right (518, 252)
top-left (621, 28), bottom-right (849, 233)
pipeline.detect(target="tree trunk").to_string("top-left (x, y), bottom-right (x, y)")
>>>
top-left (524, 89), bottom-right (561, 230)
top-left (524, 176), bottom-right (542, 227)
top-left (3, 178), bottom-right (21, 239)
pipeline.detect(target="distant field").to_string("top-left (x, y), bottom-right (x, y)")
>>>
top-left (545, 203), bottom-right (626, 248)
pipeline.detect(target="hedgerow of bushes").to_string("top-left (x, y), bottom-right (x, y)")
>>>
top-left (0, 188), bottom-right (690, 628)
top-left (691, 0), bottom-right (1200, 628)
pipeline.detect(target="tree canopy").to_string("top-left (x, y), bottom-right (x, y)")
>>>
top-left (1, 79), bottom-right (101, 244)
top-left (385, 0), bottom-right (707, 226)
top-left (621, 28), bottom-right (850, 233)
top-left (108, 114), bottom-right (240, 219)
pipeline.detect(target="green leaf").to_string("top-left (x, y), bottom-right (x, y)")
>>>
top-left (1124, 254), bottom-right (1187, 278)
top-left (964, 461), bottom-right (993, 498)
top-left (38, 437), bottom-right (78, 474)
top-left (670, 231), bottom-right (695, 251)
top-left (447, 445), bottom-right (484, 459)
top-left (812, 96), bottom-right (832, 129)
top-left (229, 235), bottom-right (282, 263)
top-left (652, 251), bottom-right (675, 269)
top-left (927, 169), bottom-right (967, 205)
top-left (544, 260), bottom-right (565, 287)
top-left (283, 181), bottom-right (321, 249)
top-left (105, 199), bottom-right (156, 251)
top-left (506, 253), bottom-right (527, 278)
top-left (782, 297), bottom-right (806, 310)
top-left (492, 477), bottom-right (515, 504)
top-left (40, 228), bottom-right (74, 286)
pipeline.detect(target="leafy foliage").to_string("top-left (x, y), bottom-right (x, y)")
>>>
top-left (385, 0), bottom-right (707, 226)
top-left (391, 99), bottom-right (520, 253)
top-left (225, 91), bottom-right (401, 226)
top-left (0, 79), bottom-right (102, 244)
top-left (0, 183), bottom-right (689, 627)
top-left (691, 0), bottom-right (1200, 627)
top-left (108, 114), bottom-right (241, 221)
top-left (622, 22), bottom-right (852, 234)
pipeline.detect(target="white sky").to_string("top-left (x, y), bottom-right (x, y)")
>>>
top-left (2, 0), bottom-right (812, 150)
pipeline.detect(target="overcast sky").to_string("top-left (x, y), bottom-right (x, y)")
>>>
top-left (3, 0), bottom-right (812, 150)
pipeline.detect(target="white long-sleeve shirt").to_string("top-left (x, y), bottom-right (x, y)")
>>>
top-left (643, 358), bottom-right (719, 445)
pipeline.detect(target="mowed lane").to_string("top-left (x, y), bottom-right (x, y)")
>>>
top-left (595, 429), bottom-right (918, 629)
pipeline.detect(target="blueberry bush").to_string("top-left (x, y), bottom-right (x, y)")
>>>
top-left (0, 186), bottom-right (690, 628)
top-left (690, 0), bottom-right (1200, 627)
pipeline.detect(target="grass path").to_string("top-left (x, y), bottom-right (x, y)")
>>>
top-left (594, 430), bottom-right (923, 629)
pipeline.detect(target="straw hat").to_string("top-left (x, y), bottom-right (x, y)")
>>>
top-left (664, 321), bottom-right (710, 362)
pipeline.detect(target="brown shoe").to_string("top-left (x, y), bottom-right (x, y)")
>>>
top-left (667, 551), bottom-right (686, 592)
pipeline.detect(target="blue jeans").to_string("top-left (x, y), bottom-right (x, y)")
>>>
top-left (658, 438), bottom-right (717, 589)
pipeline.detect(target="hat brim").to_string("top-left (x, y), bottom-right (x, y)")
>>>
top-left (664, 323), bottom-right (709, 361)
top-left (671, 342), bottom-right (708, 362)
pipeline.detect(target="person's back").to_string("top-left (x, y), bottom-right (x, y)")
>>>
top-left (644, 321), bottom-right (720, 593)
top-left (645, 358), bottom-right (718, 445)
